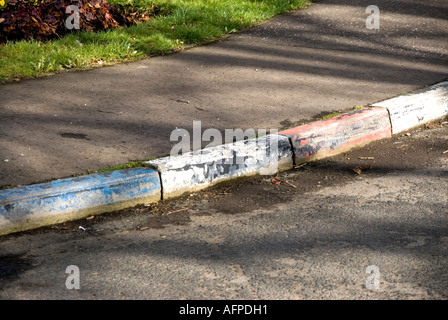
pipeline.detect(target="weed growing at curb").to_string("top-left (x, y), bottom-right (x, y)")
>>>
top-left (321, 112), bottom-right (341, 119)
top-left (87, 158), bottom-right (156, 174)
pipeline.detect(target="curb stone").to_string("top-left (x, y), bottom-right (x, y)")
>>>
top-left (144, 134), bottom-right (293, 199)
top-left (372, 81), bottom-right (448, 134)
top-left (279, 107), bottom-right (392, 165)
top-left (0, 168), bottom-right (161, 236)
top-left (1, 81), bottom-right (447, 236)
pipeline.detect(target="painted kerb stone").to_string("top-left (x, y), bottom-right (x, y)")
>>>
top-left (144, 134), bottom-right (293, 199)
top-left (279, 107), bottom-right (392, 164)
top-left (0, 168), bottom-right (161, 236)
top-left (372, 81), bottom-right (448, 134)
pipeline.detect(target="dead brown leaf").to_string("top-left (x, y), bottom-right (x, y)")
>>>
top-left (353, 164), bottom-right (372, 175)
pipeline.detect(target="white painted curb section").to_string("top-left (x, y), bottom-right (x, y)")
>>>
top-left (372, 81), bottom-right (448, 134)
top-left (144, 134), bottom-right (293, 199)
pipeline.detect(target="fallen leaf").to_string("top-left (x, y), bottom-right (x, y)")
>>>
top-left (353, 164), bottom-right (372, 175)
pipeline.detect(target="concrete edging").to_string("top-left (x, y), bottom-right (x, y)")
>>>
top-left (372, 81), bottom-right (448, 134)
top-left (1, 81), bottom-right (447, 236)
top-left (0, 168), bottom-right (161, 236)
top-left (144, 134), bottom-right (293, 199)
top-left (279, 107), bottom-right (392, 164)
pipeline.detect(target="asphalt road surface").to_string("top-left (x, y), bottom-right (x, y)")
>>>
top-left (1, 119), bottom-right (447, 301)
top-left (1, 0), bottom-right (447, 187)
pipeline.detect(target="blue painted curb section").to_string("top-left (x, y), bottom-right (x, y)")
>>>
top-left (0, 168), bottom-right (161, 236)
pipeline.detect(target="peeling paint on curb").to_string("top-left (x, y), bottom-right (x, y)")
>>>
top-left (144, 134), bottom-right (293, 199)
top-left (279, 107), bottom-right (392, 164)
top-left (0, 168), bottom-right (161, 236)
top-left (372, 81), bottom-right (448, 134)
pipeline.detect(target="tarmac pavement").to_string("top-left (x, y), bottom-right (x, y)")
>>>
top-left (1, 118), bottom-right (447, 300)
top-left (1, 0), bottom-right (447, 187)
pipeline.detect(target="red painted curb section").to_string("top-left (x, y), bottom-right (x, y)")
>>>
top-left (279, 107), bottom-right (392, 164)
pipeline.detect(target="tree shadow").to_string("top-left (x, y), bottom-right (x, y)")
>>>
top-left (0, 0), bottom-right (447, 187)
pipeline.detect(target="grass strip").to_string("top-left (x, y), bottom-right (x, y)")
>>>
top-left (0, 0), bottom-right (311, 80)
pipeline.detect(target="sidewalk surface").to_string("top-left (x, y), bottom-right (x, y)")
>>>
top-left (1, 0), bottom-right (447, 188)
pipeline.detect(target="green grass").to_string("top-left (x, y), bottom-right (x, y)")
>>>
top-left (0, 0), bottom-right (311, 80)
top-left (322, 112), bottom-right (341, 119)
top-left (89, 158), bottom-right (156, 174)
